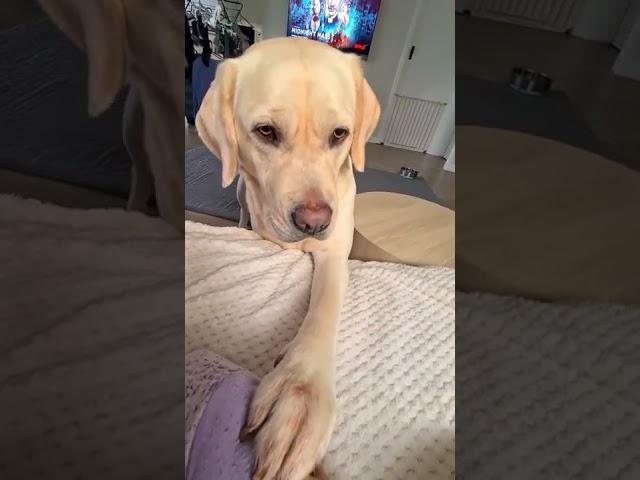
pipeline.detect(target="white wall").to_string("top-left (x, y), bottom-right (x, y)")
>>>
top-left (240, 0), bottom-right (288, 39)
top-left (428, 90), bottom-right (455, 156)
top-left (239, 0), bottom-right (418, 139)
top-left (237, 0), bottom-right (263, 27)
top-left (443, 144), bottom-right (455, 172)
top-left (614, 11), bottom-right (640, 80)
top-left (362, 0), bottom-right (419, 138)
top-left (258, 0), bottom-right (289, 39)
top-left (572, 0), bottom-right (629, 43)
top-left (614, 0), bottom-right (640, 49)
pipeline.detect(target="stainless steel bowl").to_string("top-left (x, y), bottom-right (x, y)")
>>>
top-left (509, 67), bottom-right (553, 95)
top-left (400, 167), bottom-right (418, 179)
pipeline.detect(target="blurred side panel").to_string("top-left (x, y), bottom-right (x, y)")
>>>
top-left (456, 4), bottom-right (640, 479)
top-left (0, 1), bottom-right (185, 478)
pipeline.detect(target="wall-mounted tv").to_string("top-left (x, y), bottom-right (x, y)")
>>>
top-left (286, 0), bottom-right (382, 58)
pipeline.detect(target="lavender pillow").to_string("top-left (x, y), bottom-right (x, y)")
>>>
top-left (186, 351), bottom-right (258, 480)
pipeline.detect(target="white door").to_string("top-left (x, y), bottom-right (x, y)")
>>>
top-left (382, 0), bottom-right (454, 153)
top-left (572, 0), bottom-right (629, 43)
top-left (395, 0), bottom-right (454, 103)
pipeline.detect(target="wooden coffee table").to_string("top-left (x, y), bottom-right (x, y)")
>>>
top-left (350, 191), bottom-right (455, 268)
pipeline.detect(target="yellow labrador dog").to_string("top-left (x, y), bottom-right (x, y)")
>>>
top-left (38, 0), bottom-right (184, 233)
top-left (197, 38), bottom-right (380, 480)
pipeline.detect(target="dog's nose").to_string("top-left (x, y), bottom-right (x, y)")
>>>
top-left (292, 201), bottom-right (332, 235)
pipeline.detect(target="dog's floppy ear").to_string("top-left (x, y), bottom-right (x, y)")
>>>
top-left (38, 0), bottom-right (126, 116)
top-left (196, 59), bottom-right (239, 188)
top-left (349, 55), bottom-right (380, 172)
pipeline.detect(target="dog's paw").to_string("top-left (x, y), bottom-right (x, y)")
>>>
top-left (241, 351), bottom-right (335, 480)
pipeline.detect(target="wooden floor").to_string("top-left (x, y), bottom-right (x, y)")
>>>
top-left (186, 124), bottom-right (456, 209)
top-left (456, 14), bottom-right (640, 170)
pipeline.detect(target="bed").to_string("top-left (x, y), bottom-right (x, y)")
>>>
top-left (185, 222), bottom-right (455, 480)
top-left (0, 194), bottom-right (183, 479)
top-left (3, 192), bottom-right (637, 479)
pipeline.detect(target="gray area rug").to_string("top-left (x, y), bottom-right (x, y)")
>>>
top-left (185, 145), bottom-right (442, 222)
top-left (456, 74), bottom-right (606, 157)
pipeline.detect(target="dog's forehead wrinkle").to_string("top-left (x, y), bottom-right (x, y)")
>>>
top-left (244, 53), bottom-right (351, 92)
top-left (250, 107), bottom-right (287, 126)
top-left (237, 56), bottom-right (355, 129)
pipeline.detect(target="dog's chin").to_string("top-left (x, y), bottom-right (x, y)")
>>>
top-left (279, 230), bottom-right (325, 244)
top-left (271, 224), bottom-right (331, 244)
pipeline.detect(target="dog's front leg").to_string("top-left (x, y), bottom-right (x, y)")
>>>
top-left (242, 250), bottom-right (349, 480)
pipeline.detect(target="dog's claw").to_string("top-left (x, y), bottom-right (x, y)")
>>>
top-left (310, 464), bottom-right (328, 479)
top-left (238, 426), bottom-right (254, 442)
top-left (273, 351), bottom-right (285, 368)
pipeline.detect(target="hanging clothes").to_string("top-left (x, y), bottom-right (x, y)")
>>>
top-left (191, 54), bottom-right (220, 117)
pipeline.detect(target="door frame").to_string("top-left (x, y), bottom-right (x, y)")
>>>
top-left (375, 0), bottom-right (454, 159)
top-left (374, 0), bottom-right (424, 143)
top-left (443, 139), bottom-right (455, 173)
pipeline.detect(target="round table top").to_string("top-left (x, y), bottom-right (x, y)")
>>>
top-left (455, 125), bottom-right (640, 305)
top-left (352, 191), bottom-right (454, 268)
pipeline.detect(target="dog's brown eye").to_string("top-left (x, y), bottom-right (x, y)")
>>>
top-left (257, 125), bottom-right (273, 136)
top-left (330, 128), bottom-right (349, 146)
top-left (255, 125), bottom-right (277, 143)
top-left (333, 128), bottom-right (348, 140)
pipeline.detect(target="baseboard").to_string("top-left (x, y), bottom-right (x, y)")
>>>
top-left (613, 55), bottom-right (640, 81)
top-left (443, 160), bottom-right (455, 173)
top-left (368, 136), bottom-right (383, 144)
top-left (443, 147), bottom-right (455, 173)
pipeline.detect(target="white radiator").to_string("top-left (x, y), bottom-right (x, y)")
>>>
top-left (472, 0), bottom-right (585, 32)
top-left (383, 95), bottom-right (446, 152)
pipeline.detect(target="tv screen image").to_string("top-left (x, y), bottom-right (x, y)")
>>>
top-left (286, 0), bottom-right (382, 57)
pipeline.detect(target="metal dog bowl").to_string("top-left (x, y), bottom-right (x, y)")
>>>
top-left (509, 67), bottom-right (553, 95)
top-left (400, 167), bottom-right (418, 179)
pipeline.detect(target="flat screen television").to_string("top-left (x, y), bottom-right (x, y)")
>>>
top-left (286, 0), bottom-right (382, 58)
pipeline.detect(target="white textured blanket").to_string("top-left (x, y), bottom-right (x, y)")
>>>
top-left (456, 292), bottom-right (640, 479)
top-left (185, 221), bottom-right (455, 480)
top-left (1, 195), bottom-right (184, 479)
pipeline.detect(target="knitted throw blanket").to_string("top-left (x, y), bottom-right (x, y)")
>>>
top-left (185, 222), bottom-right (456, 480)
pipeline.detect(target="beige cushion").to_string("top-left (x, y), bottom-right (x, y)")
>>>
top-left (457, 126), bottom-right (640, 305)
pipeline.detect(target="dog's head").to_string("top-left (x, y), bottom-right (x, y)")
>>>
top-left (196, 38), bottom-right (380, 243)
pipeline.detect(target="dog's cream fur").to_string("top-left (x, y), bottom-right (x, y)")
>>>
top-left (38, 0), bottom-right (184, 233)
top-left (197, 38), bottom-right (380, 480)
